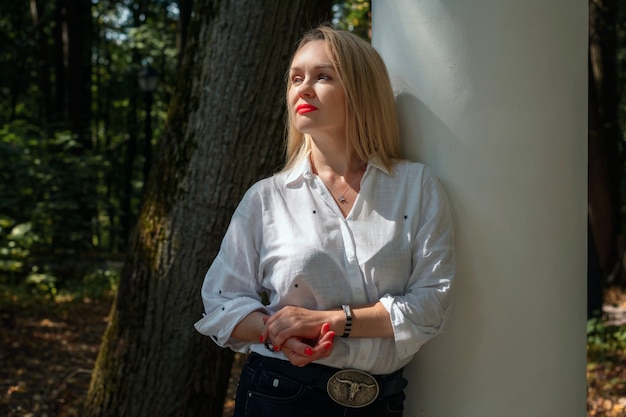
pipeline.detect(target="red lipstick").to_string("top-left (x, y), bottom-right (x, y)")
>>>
top-left (296, 104), bottom-right (318, 114)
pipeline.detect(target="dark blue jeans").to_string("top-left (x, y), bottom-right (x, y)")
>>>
top-left (233, 353), bottom-right (406, 417)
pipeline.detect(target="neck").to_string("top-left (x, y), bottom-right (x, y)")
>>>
top-left (310, 147), bottom-right (367, 211)
top-left (309, 142), bottom-right (363, 178)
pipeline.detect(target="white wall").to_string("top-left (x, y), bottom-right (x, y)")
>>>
top-left (372, 2), bottom-right (588, 416)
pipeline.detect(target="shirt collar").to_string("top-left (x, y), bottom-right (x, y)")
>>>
top-left (285, 155), bottom-right (314, 185)
top-left (284, 152), bottom-right (392, 186)
top-left (368, 155), bottom-right (392, 176)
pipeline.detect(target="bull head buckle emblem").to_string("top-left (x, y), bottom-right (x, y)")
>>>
top-left (326, 369), bottom-right (380, 408)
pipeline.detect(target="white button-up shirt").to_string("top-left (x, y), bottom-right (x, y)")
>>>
top-left (194, 155), bottom-right (455, 375)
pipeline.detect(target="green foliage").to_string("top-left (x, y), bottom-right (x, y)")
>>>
top-left (0, 121), bottom-right (43, 223)
top-left (0, 220), bottom-right (37, 279)
top-left (587, 317), bottom-right (626, 362)
top-left (0, 121), bottom-right (45, 282)
top-left (79, 267), bottom-right (120, 297)
top-left (0, 263), bottom-right (118, 310)
top-left (0, 1), bottom-right (40, 122)
top-left (587, 316), bottom-right (626, 413)
top-left (0, 121), bottom-right (102, 281)
top-left (333, 0), bottom-right (371, 40)
top-left (0, 0), bottom-right (371, 290)
top-left (0, 0), bottom-right (178, 288)
top-left (25, 272), bottom-right (58, 297)
top-left (30, 132), bottom-right (100, 249)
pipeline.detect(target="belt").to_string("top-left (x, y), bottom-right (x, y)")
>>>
top-left (249, 353), bottom-right (407, 408)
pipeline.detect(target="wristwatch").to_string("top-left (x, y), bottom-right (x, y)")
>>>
top-left (341, 304), bottom-right (352, 338)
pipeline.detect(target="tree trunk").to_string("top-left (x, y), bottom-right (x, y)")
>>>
top-left (176, 0), bottom-right (193, 68)
top-left (66, 0), bottom-right (92, 145)
top-left (84, 1), bottom-right (332, 416)
top-left (52, 0), bottom-right (67, 124)
top-left (46, 0), bottom-right (97, 260)
top-left (30, 0), bottom-right (53, 126)
top-left (119, 6), bottom-right (144, 249)
top-left (588, 0), bottom-right (621, 284)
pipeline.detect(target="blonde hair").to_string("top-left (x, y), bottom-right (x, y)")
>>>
top-left (283, 26), bottom-right (400, 172)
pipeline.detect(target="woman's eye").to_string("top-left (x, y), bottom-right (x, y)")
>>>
top-left (291, 73), bottom-right (331, 84)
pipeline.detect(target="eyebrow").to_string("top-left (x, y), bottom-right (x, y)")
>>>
top-left (289, 64), bottom-right (335, 72)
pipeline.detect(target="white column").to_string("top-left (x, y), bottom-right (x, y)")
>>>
top-left (372, 2), bottom-right (587, 416)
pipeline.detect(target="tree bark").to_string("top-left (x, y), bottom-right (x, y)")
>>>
top-left (84, 1), bottom-right (332, 416)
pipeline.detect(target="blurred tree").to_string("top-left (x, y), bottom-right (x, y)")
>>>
top-left (176, 0), bottom-right (193, 67)
top-left (0, 0), bottom-right (370, 286)
top-left (83, 1), bottom-right (332, 416)
top-left (1, 0), bottom-right (98, 279)
top-left (0, 2), bottom-right (39, 122)
top-left (91, 0), bottom-right (178, 252)
top-left (589, 0), bottom-right (622, 293)
top-left (0, 0), bottom-right (179, 283)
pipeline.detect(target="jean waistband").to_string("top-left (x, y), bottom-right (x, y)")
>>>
top-left (248, 352), bottom-right (407, 397)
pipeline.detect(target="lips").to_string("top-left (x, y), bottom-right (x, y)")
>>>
top-left (296, 104), bottom-right (318, 114)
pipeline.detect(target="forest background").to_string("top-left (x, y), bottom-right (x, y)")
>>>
top-left (0, 0), bottom-right (624, 416)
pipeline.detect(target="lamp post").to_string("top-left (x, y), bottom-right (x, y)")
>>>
top-left (138, 65), bottom-right (158, 184)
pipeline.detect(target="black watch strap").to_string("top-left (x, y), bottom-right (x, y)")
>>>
top-left (341, 304), bottom-right (352, 338)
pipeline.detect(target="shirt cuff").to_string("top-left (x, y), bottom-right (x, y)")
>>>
top-left (380, 293), bottom-right (449, 361)
top-left (194, 297), bottom-right (267, 352)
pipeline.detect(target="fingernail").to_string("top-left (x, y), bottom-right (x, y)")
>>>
top-left (329, 332), bottom-right (335, 342)
top-left (259, 335), bottom-right (264, 343)
top-left (304, 347), bottom-right (313, 356)
top-left (325, 343), bottom-right (333, 350)
top-left (322, 322), bottom-right (330, 333)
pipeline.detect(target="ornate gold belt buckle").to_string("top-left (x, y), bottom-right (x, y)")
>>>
top-left (326, 369), bottom-right (380, 408)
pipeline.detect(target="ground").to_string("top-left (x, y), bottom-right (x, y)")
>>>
top-left (0, 289), bottom-right (624, 417)
top-left (0, 294), bottom-right (109, 417)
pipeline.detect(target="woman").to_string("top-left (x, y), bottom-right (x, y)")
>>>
top-left (194, 26), bottom-right (455, 417)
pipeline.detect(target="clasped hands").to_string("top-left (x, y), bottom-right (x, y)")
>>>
top-left (260, 305), bottom-right (336, 367)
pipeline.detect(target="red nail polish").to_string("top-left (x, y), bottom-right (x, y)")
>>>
top-left (304, 347), bottom-right (313, 356)
top-left (259, 335), bottom-right (264, 343)
top-left (322, 323), bottom-right (330, 333)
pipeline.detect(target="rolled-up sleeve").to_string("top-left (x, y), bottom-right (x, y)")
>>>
top-left (193, 185), bottom-right (267, 352)
top-left (381, 169), bottom-right (455, 360)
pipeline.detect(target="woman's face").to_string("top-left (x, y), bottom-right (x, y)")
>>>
top-left (288, 40), bottom-right (346, 141)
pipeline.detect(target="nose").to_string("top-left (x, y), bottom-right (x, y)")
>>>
top-left (296, 78), bottom-right (315, 97)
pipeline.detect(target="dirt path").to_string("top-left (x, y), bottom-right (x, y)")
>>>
top-left (1, 290), bottom-right (624, 417)
top-left (0, 295), bottom-right (242, 417)
top-left (0, 297), bottom-right (111, 417)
